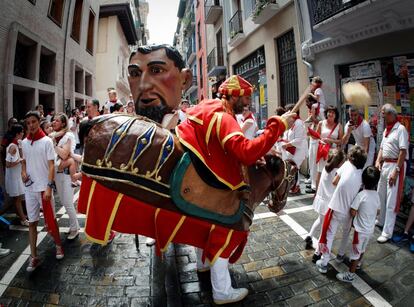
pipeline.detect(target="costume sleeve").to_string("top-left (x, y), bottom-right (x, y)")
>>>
top-left (219, 114), bottom-right (287, 166)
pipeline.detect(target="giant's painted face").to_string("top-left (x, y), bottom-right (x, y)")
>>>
top-left (128, 49), bottom-right (190, 123)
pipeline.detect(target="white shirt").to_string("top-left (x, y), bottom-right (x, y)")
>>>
top-left (380, 122), bottom-right (408, 160)
top-left (178, 110), bottom-right (187, 123)
top-left (320, 120), bottom-right (340, 148)
top-left (328, 161), bottom-right (362, 215)
top-left (313, 167), bottom-right (338, 215)
top-left (314, 88), bottom-right (326, 110)
top-left (22, 135), bottom-right (55, 192)
top-left (284, 118), bottom-right (307, 166)
top-left (56, 132), bottom-right (76, 158)
top-left (68, 118), bottom-right (79, 145)
top-left (105, 100), bottom-right (121, 112)
top-left (351, 190), bottom-right (381, 234)
top-left (345, 120), bottom-right (374, 150)
top-left (241, 118), bottom-right (258, 140)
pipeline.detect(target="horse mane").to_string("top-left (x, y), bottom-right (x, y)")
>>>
top-left (263, 154), bottom-right (284, 177)
top-left (78, 114), bottom-right (162, 147)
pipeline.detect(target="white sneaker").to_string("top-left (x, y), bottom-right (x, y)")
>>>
top-left (213, 287), bottom-right (249, 305)
top-left (304, 178), bottom-right (312, 184)
top-left (375, 219), bottom-right (383, 227)
top-left (0, 247), bottom-right (10, 258)
top-left (377, 235), bottom-right (390, 243)
top-left (67, 230), bottom-right (79, 240)
top-left (145, 237), bottom-right (156, 246)
top-left (336, 272), bottom-right (355, 283)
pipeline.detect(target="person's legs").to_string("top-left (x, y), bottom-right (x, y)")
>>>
top-left (13, 195), bottom-right (27, 223)
top-left (55, 173), bottom-right (79, 235)
top-left (210, 257), bottom-right (248, 304)
top-left (377, 167), bottom-right (388, 227)
top-left (25, 191), bottom-right (41, 258)
top-left (319, 212), bottom-right (340, 267)
top-left (337, 215), bottom-right (352, 257)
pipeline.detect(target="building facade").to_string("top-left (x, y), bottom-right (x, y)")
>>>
top-left (297, 0), bottom-right (414, 213)
top-left (0, 0), bottom-right (100, 132)
top-left (95, 0), bottom-right (138, 105)
top-left (224, 0), bottom-right (308, 127)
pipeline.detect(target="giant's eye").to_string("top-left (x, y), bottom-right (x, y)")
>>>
top-left (128, 67), bottom-right (141, 78)
top-left (150, 66), bottom-right (164, 74)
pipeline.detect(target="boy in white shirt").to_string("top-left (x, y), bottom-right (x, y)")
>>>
top-left (316, 146), bottom-right (367, 273)
top-left (337, 166), bottom-right (381, 282)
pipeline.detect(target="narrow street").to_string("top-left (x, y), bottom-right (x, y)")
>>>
top-left (0, 180), bottom-right (413, 306)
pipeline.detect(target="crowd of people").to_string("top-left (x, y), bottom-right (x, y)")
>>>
top-left (0, 43), bottom-right (412, 304)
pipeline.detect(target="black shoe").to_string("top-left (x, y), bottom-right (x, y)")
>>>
top-left (306, 184), bottom-right (312, 188)
top-left (312, 253), bottom-right (321, 263)
top-left (305, 236), bottom-right (312, 243)
top-left (305, 188), bottom-right (316, 194)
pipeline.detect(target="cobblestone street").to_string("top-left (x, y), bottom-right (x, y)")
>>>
top-left (0, 184), bottom-right (413, 306)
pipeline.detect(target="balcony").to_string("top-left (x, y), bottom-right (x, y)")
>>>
top-left (186, 76), bottom-right (198, 95)
top-left (207, 47), bottom-right (226, 77)
top-left (252, 0), bottom-right (280, 25)
top-left (309, 0), bottom-right (414, 53)
top-left (205, 0), bottom-right (222, 24)
top-left (229, 10), bottom-right (245, 48)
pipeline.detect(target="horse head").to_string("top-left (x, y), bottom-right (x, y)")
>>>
top-left (247, 155), bottom-right (297, 216)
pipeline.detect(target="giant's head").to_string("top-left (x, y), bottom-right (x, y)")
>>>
top-left (128, 44), bottom-right (192, 123)
top-left (218, 75), bottom-right (253, 115)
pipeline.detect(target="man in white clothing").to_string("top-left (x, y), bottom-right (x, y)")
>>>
top-left (375, 104), bottom-right (408, 243)
top-left (342, 106), bottom-right (375, 169)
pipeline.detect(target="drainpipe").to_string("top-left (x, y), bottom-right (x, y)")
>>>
top-left (295, 0), bottom-right (314, 78)
top-left (62, 0), bottom-right (72, 113)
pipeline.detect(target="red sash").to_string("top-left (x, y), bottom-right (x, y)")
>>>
top-left (41, 193), bottom-right (62, 246)
top-left (278, 139), bottom-right (296, 155)
top-left (352, 230), bottom-right (359, 255)
top-left (316, 123), bottom-right (337, 163)
top-left (318, 208), bottom-right (333, 254)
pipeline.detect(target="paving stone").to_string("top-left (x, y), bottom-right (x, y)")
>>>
top-left (250, 278), bottom-right (277, 292)
top-left (327, 289), bottom-right (360, 306)
top-left (179, 270), bottom-right (199, 283)
top-left (347, 296), bottom-right (372, 307)
top-left (95, 286), bottom-right (125, 297)
top-left (264, 256), bottom-right (282, 267)
top-left (309, 286), bottom-right (334, 302)
top-left (71, 285), bottom-right (96, 296)
top-left (176, 255), bottom-right (189, 266)
top-left (281, 261), bottom-right (307, 274)
top-left (47, 293), bottom-right (60, 305)
top-left (107, 296), bottom-right (130, 307)
top-left (241, 292), bottom-right (271, 306)
top-left (286, 292), bottom-right (314, 306)
top-left (181, 281), bottom-right (201, 294)
top-left (125, 286), bottom-right (150, 297)
top-left (246, 271), bottom-right (262, 282)
top-left (243, 260), bottom-right (265, 272)
top-left (258, 266), bottom-right (285, 279)
top-left (112, 275), bottom-right (135, 286)
top-left (289, 279), bottom-right (317, 295)
top-left (130, 297), bottom-right (151, 307)
top-left (248, 250), bottom-right (269, 262)
top-left (267, 285), bottom-right (294, 302)
top-left (4, 287), bottom-right (24, 298)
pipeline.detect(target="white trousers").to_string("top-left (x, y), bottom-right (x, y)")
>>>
top-left (309, 213), bottom-right (324, 240)
top-left (377, 162), bottom-right (406, 238)
top-left (196, 248), bottom-right (232, 300)
top-left (55, 172), bottom-right (79, 231)
top-left (320, 210), bottom-right (352, 266)
top-left (308, 141), bottom-right (319, 189)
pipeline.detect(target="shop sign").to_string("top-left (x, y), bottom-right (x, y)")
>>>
top-left (349, 60), bottom-right (381, 79)
top-left (233, 47), bottom-right (266, 76)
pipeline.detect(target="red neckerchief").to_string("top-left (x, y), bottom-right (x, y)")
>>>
top-left (242, 113), bottom-right (254, 123)
top-left (110, 100), bottom-right (117, 103)
top-left (11, 139), bottom-right (19, 145)
top-left (355, 116), bottom-right (363, 129)
top-left (26, 129), bottom-right (46, 145)
top-left (385, 120), bottom-right (398, 137)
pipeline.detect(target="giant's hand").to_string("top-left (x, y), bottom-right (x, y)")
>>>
top-left (280, 111), bottom-right (297, 128)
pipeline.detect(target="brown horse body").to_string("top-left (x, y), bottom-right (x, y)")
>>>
top-left (80, 114), bottom-right (296, 233)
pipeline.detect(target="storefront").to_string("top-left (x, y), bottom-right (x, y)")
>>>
top-left (338, 54), bottom-right (414, 215)
top-left (233, 46), bottom-right (268, 128)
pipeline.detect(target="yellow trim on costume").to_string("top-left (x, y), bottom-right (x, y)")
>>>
top-left (84, 180), bottom-right (97, 231)
top-left (161, 215), bottom-right (187, 252)
top-left (277, 116), bottom-right (288, 130)
top-left (103, 193), bottom-right (124, 245)
top-left (215, 112), bottom-right (223, 142)
top-left (187, 115), bottom-right (203, 125)
top-left (204, 224), bottom-right (216, 263)
top-left (210, 229), bottom-right (234, 265)
top-left (205, 113), bottom-right (218, 146)
top-left (240, 89), bottom-right (244, 96)
top-left (220, 132), bottom-right (244, 149)
top-left (177, 136), bottom-right (246, 190)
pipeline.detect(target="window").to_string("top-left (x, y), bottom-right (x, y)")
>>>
top-left (199, 58), bottom-right (203, 90)
top-left (71, 0), bottom-right (83, 43)
top-left (48, 0), bottom-right (65, 26)
top-left (86, 9), bottom-right (95, 54)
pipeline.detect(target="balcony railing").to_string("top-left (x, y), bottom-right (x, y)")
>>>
top-left (205, 0), bottom-right (222, 24)
top-left (207, 47), bottom-right (225, 73)
top-left (229, 10), bottom-right (243, 39)
top-left (310, 0), bottom-right (368, 25)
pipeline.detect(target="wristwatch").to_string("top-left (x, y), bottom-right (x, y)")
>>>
top-left (395, 166), bottom-right (400, 173)
top-left (47, 180), bottom-right (56, 190)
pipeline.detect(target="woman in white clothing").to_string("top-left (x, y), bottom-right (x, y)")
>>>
top-left (305, 149), bottom-right (345, 260)
top-left (240, 106), bottom-right (258, 140)
top-left (315, 106), bottom-right (343, 189)
top-left (51, 113), bottom-right (80, 240)
top-left (4, 124), bottom-right (28, 225)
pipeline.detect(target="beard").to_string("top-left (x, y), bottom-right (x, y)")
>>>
top-left (135, 98), bottom-right (172, 124)
top-left (232, 98), bottom-right (244, 114)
